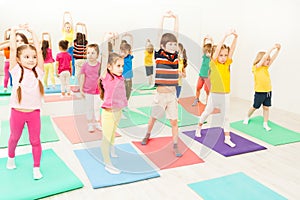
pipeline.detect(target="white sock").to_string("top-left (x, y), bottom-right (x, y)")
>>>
top-left (6, 157), bottom-right (16, 169)
top-left (243, 117), bottom-right (249, 124)
top-left (33, 167), bottom-right (43, 180)
top-left (263, 122), bottom-right (271, 131)
top-left (105, 164), bottom-right (121, 174)
top-left (110, 146), bottom-right (118, 158)
top-left (224, 136), bottom-right (236, 147)
top-left (195, 125), bottom-right (202, 137)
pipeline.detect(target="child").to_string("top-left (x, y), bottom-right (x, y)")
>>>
top-left (62, 11), bottom-right (75, 76)
top-left (74, 22), bottom-right (88, 86)
top-left (243, 44), bottom-right (281, 131)
top-left (192, 35), bottom-right (213, 106)
top-left (99, 33), bottom-right (127, 174)
top-left (176, 43), bottom-right (187, 98)
top-left (0, 29), bottom-right (29, 92)
top-left (56, 40), bottom-right (72, 97)
top-left (141, 33), bottom-right (182, 157)
top-left (79, 44), bottom-right (102, 132)
top-left (144, 39), bottom-right (154, 86)
top-left (120, 41), bottom-right (134, 100)
top-left (41, 32), bottom-right (55, 89)
top-left (7, 24), bottom-right (44, 180)
top-left (195, 29), bottom-right (238, 148)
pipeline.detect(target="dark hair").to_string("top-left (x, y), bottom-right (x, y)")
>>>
top-left (87, 43), bottom-right (99, 55)
top-left (75, 32), bottom-right (87, 45)
top-left (41, 40), bottom-right (49, 60)
top-left (160, 33), bottom-right (177, 48)
top-left (16, 44), bottom-right (44, 103)
top-left (16, 33), bottom-right (29, 44)
top-left (59, 40), bottom-right (69, 50)
top-left (120, 43), bottom-right (131, 52)
top-left (99, 52), bottom-right (123, 100)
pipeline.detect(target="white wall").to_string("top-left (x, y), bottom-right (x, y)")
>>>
top-left (1, 0), bottom-right (299, 115)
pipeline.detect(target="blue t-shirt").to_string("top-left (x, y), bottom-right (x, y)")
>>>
top-left (122, 54), bottom-right (134, 79)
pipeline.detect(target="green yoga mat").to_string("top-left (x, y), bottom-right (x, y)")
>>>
top-left (0, 116), bottom-right (59, 148)
top-left (230, 116), bottom-right (300, 146)
top-left (132, 83), bottom-right (157, 90)
top-left (0, 149), bottom-right (83, 200)
top-left (131, 90), bottom-right (155, 96)
top-left (118, 109), bottom-right (150, 128)
top-left (0, 98), bottom-right (9, 106)
top-left (137, 104), bottom-right (199, 127)
top-left (0, 86), bottom-right (11, 96)
top-left (188, 172), bottom-right (287, 200)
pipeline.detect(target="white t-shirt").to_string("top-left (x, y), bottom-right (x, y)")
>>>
top-left (9, 65), bottom-right (44, 109)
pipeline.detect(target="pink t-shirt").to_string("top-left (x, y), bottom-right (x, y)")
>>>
top-left (44, 48), bottom-right (55, 63)
top-left (56, 51), bottom-right (72, 74)
top-left (101, 73), bottom-right (128, 109)
top-left (80, 62), bottom-right (100, 94)
top-left (9, 65), bottom-right (44, 109)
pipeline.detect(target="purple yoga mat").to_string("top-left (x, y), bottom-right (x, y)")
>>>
top-left (183, 128), bottom-right (267, 157)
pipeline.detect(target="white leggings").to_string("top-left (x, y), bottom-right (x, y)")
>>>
top-left (199, 93), bottom-right (230, 132)
top-left (85, 93), bottom-right (101, 122)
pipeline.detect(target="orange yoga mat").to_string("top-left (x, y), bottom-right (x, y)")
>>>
top-left (132, 137), bottom-right (204, 170)
top-left (43, 93), bottom-right (83, 103)
top-left (52, 115), bottom-right (120, 144)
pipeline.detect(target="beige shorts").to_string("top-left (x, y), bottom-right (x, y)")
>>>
top-left (151, 92), bottom-right (178, 120)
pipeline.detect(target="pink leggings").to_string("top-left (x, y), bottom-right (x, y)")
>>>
top-left (8, 108), bottom-right (42, 167)
top-left (4, 61), bottom-right (12, 88)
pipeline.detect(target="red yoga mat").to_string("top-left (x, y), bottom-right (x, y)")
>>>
top-left (178, 96), bottom-right (206, 116)
top-left (132, 137), bottom-right (204, 170)
top-left (52, 115), bottom-right (120, 144)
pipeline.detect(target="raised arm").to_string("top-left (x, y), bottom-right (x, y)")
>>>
top-left (100, 32), bottom-right (115, 78)
top-left (257, 44), bottom-right (281, 67)
top-left (158, 10), bottom-right (178, 48)
top-left (26, 26), bottom-right (44, 71)
top-left (203, 34), bottom-right (213, 47)
top-left (228, 30), bottom-right (238, 59)
top-left (9, 27), bottom-right (18, 69)
top-left (62, 11), bottom-right (72, 29)
top-left (42, 32), bottom-right (52, 49)
top-left (121, 32), bottom-right (133, 47)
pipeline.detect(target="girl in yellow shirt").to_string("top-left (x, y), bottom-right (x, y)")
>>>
top-left (243, 44), bottom-right (281, 131)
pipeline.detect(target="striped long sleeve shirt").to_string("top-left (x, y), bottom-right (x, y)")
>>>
top-left (154, 49), bottom-right (179, 86)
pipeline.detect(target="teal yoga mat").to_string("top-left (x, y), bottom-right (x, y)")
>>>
top-left (188, 172), bottom-right (287, 200)
top-left (0, 86), bottom-right (11, 96)
top-left (118, 109), bottom-right (150, 128)
top-left (0, 115), bottom-right (59, 148)
top-left (230, 116), bottom-right (300, 145)
top-left (137, 104), bottom-right (199, 127)
top-left (0, 149), bottom-right (83, 200)
top-left (132, 83), bottom-right (157, 90)
top-left (74, 143), bottom-right (160, 188)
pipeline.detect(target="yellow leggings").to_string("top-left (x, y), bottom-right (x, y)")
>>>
top-left (101, 109), bottom-right (122, 164)
top-left (43, 63), bottom-right (55, 87)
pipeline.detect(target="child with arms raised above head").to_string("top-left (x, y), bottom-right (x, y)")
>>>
top-left (243, 44), bottom-right (281, 131)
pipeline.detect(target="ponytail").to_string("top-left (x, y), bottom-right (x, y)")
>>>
top-left (32, 67), bottom-right (44, 96)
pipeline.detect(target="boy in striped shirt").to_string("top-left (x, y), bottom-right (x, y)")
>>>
top-left (141, 33), bottom-right (182, 157)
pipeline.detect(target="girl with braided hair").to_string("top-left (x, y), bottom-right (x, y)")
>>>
top-left (6, 24), bottom-right (45, 180)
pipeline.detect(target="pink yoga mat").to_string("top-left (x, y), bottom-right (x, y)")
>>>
top-left (44, 93), bottom-right (83, 103)
top-left (178, 96), bottom-right (206, 116)
top-left (52, 115), bottom-right (120, 144)
top-left (132, 137), bottom-right (204, 170)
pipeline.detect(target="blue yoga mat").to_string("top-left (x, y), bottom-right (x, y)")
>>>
top-left (188, 172), bottom-right (287, 200)
top-left (44, 85), bottom-right (61, 94)
top-left (0, 149), bottom-right (83, 200)
top-left (74, 143), bottom-right (160, 188)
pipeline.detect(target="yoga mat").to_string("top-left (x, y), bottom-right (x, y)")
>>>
top-left (178, 96), bottom-right (206, 116)
top-left (137, 104), bottom-right (199, 127)
top-left (0, 149), bottom-right (83, 200)
top-left (0, 98), bottom-right (9, 106)
top-left (230, 116), bottom-right (300, 146)
top-left (132, 137), bottom-right (204, 170)
top-left (131, 89), bottom-right (155, 96)
top-left (0, 86), bottom-right (11, 96)
top-left (183, 128), bottom-right (267, 157)
top-left (52, 115), bottom-right (120, 144)
top-left (43, 93), bottom-right (83, 103)
top-left (44, 85), bottom-right (80, 94)
top-left (132, 83), bottom-right (157, 90)
top-left (188, 172), bottom-right (287, 200)
top-left (74, 143), bottom-right (160, 188)
top-left (118, 109), bottom-right (150, 128)
top-left (0, 115), bottom-right (59, 148)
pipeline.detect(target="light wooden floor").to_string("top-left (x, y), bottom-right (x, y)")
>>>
top-left (0, 78), bottom-right (299, 200)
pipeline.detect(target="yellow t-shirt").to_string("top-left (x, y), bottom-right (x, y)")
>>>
top-left (209, 58), bottom-right (232, 93)
top-left (62, 29), bottom-right (74, 46)
top-left (144, 50), bottom-right (153, 66)
top-left (178, 59), bottom-right (185, 86)
top-left (252, 65), bottom-right (271, 92)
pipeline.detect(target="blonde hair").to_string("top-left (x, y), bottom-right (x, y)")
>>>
top-left (253, 52), bottom-right (266, 65)
top-left (16, 44), bottom-right (44, 103)
top-left (99, 52), bottom-right (123, 100)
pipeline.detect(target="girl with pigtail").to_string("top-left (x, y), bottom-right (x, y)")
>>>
top-left (7, 24), bottom-right (45, 180)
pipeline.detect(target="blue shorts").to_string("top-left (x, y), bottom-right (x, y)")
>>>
top-left (253, 92), bottom-right (272, 109)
